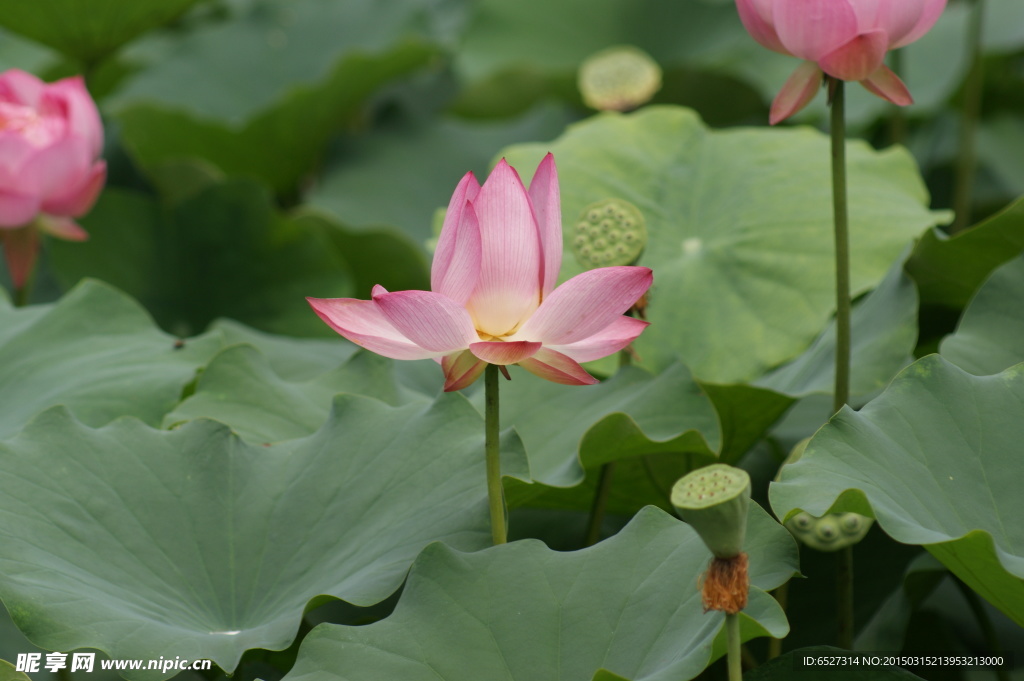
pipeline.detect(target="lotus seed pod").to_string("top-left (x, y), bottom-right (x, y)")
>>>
top-left (578, 45), bottom-right (662, 111)
top-left (572, 198), bottom-right (647, 269)
top-left (671, 464), bottom-right (751, 559)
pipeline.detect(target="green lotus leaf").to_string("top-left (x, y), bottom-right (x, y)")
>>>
top-left (940, 254), bottom-right (1024, 375)
top-left (203, 318), bottom-right (357, 382)
top-left (757, 255), bottom-right (918, 397)
top-left (307, 104), bottom-right (576, 250)
top-left (48, 183), bottom-right (356, 337)
top-left (0, 392), bottom-right (522, 678)
top-left (164, 345), bottom-right (434, 441)
top-left (0, 660), bottom-right (31, 681)
top-left (906, 196), bottom-right (1024, 310)
top-left (168, 350), bottom-right (790, 514)
top-left (0, 279), bottom-right (221, 441)
top-left (771, 355), bottom-right (1024, 626)
top-left (0, 0), bottom-right (200, 63)
top-left (501, 106), bottom-right (944, 383)
top-left (281, 505), bottom-right (797, 681)
top-left (109, 0), bottom-right (461, 193)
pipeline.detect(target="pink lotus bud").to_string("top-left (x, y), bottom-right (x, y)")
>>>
top-left (0, 69), bottom-right (106, 287)
top-left (735, 0), bottom-right (947, 123)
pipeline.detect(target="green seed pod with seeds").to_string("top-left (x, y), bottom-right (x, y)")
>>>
top-left (671, 464), bottom-right (751, 559)
top-left (572, 198), bottom-right (647, 269)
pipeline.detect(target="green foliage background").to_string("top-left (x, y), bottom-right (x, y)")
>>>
top-left (1, 1), bottom-right (1023, 680)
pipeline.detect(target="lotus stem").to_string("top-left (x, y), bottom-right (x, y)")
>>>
top-left (829, 77), bottom-right (851, 415)
top-left (485, 364), bottom-right (507, 545)
top-left (951, 0), bottom-right (986, 234)
top-left (726, 611), bottom-right (742, 681)
top-left (953, 577), bottom-right (1010, 681)
top-left (584, 461), bottom-right (616, 547)
top-left (768, 582), bottom-right (788, 659)
top-left (829, 76), bottom-right (855, 649)
top-left (584, 342), bottom-right (636, 546)
top-left (13, 283), bottom-right (28, 307)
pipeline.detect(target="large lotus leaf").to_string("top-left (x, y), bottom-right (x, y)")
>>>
top-left (499, 365), bottom-right (792, 514)
top-left (0, 661), bottom-right (30, 681)
top-left (0, 27), bottom-right (57, 73)
top-left (0, 0), bottom-right (200, 63)
top-left (168, 346), bottom-right (787, 513)
top-left (204, 318), bottom-right (357, 382)
top-left (308, 105), bottom-right (577, 249)
top-left (757, 255), bottom-right (918, 397)
top-left (494, 363), bottom-right (717, 487)
top-left (502, 106), bottom-right (944, 383)
top-left (906, 197), bottom-right (1024, 309)
top-left (940, 254), bottom-right (1024, 376)
top-left (108, 0), bottom-right (457, 193)
top-left (282, 505), bottom-right (797, 681)
top-left (771, 355), bottom-right (1024, 626)
top-left (0, 392), bottom-right (522, 678)
top-left (0, 279), bottom-right (221, 441)
top-left (48, 182), bottom-right (354, 337)
top-left (291, 210), bottom-right (430, 301)
top-left (164, 345), bottom-right (434, 441)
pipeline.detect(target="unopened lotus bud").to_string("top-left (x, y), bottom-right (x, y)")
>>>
top-left (671, 464), bottom-right (751, 559)
top-left (578, 45), bottom-right (662, 111)
top-left (785, 511), bottom-right (872, 552)
top-left (572, 198), bottom-right (647, 269)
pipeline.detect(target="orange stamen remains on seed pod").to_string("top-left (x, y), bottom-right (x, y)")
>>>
top-left (700, 552), bottom-right (749, 615)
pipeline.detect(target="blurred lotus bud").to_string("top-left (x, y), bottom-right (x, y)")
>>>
top-left (0, 69), bottom-right (106, 288)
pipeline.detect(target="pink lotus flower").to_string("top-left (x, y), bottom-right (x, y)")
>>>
top-left (309, 154), bottom-right (653, 392)
top-left (0, 69), bottom-right (106, 287)
top-left (735, 0), bottom-right (947, 124)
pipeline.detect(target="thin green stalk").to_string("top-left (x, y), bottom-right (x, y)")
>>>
top-left (837, 545), bottom-right (854, 649)
top-left (485, 364), bottom-right (507, 545)
top-left (952, 0), bottom-right (986, 234)
top-left (830, 78), bottom-right (854, 649)
top-left (768, 582), bottom-right (788, 659)
top-left (584, 462), bottom-right (616, 546)
top-left (830, 78), bottom-right (852, 415)
top-left (583, 347), bottom-right (633, 546)
top-left (13, 283), bottom-right (29, 307)
top-left (726, 612), bottom-right (742, 681)
top-left (953, 577), bottom-right (1010, 681)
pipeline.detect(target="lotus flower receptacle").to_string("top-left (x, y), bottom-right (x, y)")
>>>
top-left (578, 45), bottom-right (662, 111)
top-left (572, 199), bottom-right (647, 269)
top-left (671, 464), bottom-right (751, 559)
